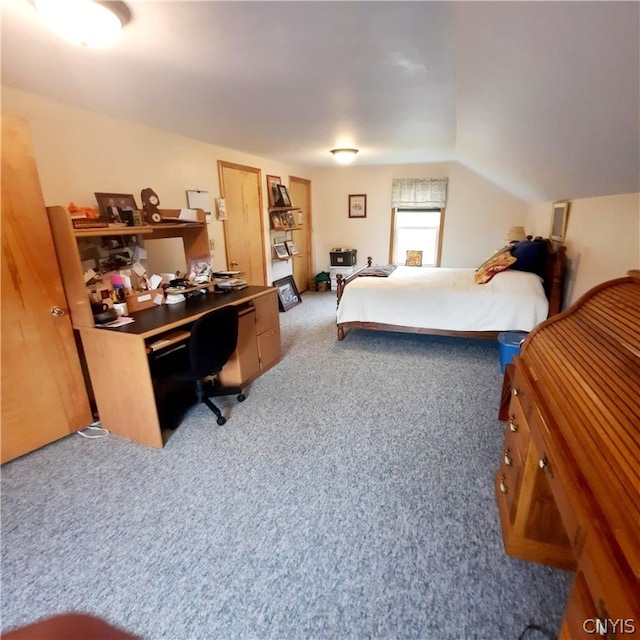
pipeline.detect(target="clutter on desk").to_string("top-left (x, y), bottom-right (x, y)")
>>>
top-left (96, 315), bottom-right (135, 328)
top-left (189, 256), bottom-right (213, 285)
top-left (165, 293), bottom-right (186, 304)
top-left (215, 278), bottom-right (249, 292)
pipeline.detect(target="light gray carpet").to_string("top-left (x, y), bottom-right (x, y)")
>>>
top-left (1, 291), bottom-right (572, 639)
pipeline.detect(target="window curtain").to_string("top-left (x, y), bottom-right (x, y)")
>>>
top-left (391, 178), bottom-right (448, 209)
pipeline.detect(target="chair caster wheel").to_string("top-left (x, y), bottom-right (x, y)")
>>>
top-left (237, 393), bottom-right (246, 402)
top-left (217, 416), bottom-right (226, 426)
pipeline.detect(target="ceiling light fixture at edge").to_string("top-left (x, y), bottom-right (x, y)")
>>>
top-left (34, 0), bottom-right (131, 48)
top-left (330, 148), bottom-right (359, 165)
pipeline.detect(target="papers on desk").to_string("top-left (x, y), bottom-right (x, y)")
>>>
top-left (215, 278), bottom-right (248, 291)
top-left (96, 316), bottom-right (135, 328)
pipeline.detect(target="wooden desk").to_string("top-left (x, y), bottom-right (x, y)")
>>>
top-left (495, 273), bottom-right (639, 637)
top-left (79, 286), bottom-right (280, 448)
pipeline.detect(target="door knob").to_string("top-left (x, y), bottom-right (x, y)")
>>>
top-left (50, 306), bottom-right (65, 317)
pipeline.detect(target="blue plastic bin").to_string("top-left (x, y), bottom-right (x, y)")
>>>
top-left (498, 331), bottom-right (529, 373)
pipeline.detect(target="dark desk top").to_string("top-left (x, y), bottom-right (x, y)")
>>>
top-left (104, 285), bottom-right (274, 338)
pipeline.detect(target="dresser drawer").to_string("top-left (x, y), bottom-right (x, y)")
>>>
top-left (505, 393), bottom-right (531, 466)
top-left (496, 459), bottom-right (522, 524)
top-left (578, 535), bottom-right (639, 638)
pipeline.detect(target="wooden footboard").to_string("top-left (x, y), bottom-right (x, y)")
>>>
top-left (335, 256), bottom-right (373, 306)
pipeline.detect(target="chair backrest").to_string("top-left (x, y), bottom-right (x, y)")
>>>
top-left (189, 305), bottom-right (239, 378)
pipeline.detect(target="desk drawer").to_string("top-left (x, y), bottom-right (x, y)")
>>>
top-left (219, 307), bottom-right (259, 386)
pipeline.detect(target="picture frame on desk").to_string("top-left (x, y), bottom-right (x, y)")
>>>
top-left (94, 192), bottom-right (139, 224)
top-left (273, 275), bottom-right (302, 312)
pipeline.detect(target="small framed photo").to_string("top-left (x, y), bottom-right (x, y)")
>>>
top-left (273, 275), bottom-right (302, 312)
top-left (274, 184), bottom-right (292, 208)
top-left (285, 211), bottom-right (296, 228)
top-left (266, 175), bottom-right (281, 208)
top-left (270, 211), bottom-right (284, 229)
top-left (95, 193), bottom-right (138, 224)
top-left (273, 243), bottom-right (289, 260)
top-left (550, 201), bottom-right (570, 242)
top-left (285, 240), bottom-right (299, 256)
top-left (348, 194), bottom-right (367, 218)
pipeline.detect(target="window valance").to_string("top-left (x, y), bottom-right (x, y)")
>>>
top-left (391, 178), bottom-right (448, 209)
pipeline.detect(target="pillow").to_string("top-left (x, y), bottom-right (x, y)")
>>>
top-left (475, 248), bottom-right (517, 284)
top-left (510, 239), bottom-right (547, 277)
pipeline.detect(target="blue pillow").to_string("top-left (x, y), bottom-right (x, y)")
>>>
top-left (510, 239), bottom-right (546, 277)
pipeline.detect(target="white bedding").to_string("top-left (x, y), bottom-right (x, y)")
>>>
top-left (336, 266), bottom-right (549, 332)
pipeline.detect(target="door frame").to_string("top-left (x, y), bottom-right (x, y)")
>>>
top-left (218, 160), bottom-right (267, 285)
top-left (289, 175), bottom-right (312, 290)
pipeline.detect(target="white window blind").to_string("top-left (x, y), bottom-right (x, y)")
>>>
top-left (391, 178), bottom-right (448, 209)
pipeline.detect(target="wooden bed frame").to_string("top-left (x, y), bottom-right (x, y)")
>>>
top-left (335, 240), bottom-right (567, 341)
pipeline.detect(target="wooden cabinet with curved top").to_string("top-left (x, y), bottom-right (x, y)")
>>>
top-left (496, 271), bottom-right (640, 637)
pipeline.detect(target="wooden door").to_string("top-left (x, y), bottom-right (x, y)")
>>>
top-left (1, 115), bottom-right (92, 463)
top-left (218, 161), bottom-right (266, 285)
top-left (288, 176), bottom-right (312, 292)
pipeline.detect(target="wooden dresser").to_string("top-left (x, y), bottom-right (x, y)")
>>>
top-left (496, 271), bottom-right (639, 638)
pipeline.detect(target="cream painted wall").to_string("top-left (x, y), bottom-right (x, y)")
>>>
top-left (307, 162), bottom-right (528, 270)
top-left (2, 86), bottom-right (307, 283)
top-left (526, 193), bottom-right (639, 307)
top-left (7, 86), bottom-right (635, 304)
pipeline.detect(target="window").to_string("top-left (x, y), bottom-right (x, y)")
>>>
top-left (390, 208), bottom-right (445, 266)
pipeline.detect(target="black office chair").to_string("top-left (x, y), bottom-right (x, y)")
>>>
top-left (151, 305), bottom-right (245, 426)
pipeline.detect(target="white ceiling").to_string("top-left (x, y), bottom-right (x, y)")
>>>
top-left (2, 1), bottom-right (639, 203)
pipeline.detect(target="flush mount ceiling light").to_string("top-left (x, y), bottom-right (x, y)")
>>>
top-left (330, 148), bottom-right (359, 165)
top-left (34, 0), bottom-right (131, 48)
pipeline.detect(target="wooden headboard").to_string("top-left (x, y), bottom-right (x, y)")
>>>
top-left (542, 240), bottom-right (567, 316)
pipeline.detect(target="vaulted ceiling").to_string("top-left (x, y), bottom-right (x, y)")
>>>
top-left (2, 1), bottom-right (639, 203)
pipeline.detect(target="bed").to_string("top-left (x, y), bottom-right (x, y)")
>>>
top-left (336, 239), bottom-right (567, 341)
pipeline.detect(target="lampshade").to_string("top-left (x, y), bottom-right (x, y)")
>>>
top-left (330, 148), bottom-right (359, 165)
top-left (34, 0), bottom-right (131, 48)
top-left (506, 226), bottom-right (526, 243)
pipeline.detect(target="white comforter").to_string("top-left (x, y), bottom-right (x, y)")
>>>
top-left (336, 267), bottom-right (549, 332)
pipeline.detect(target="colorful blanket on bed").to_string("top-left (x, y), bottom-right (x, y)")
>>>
top-left (358, 265), bottom-right (397, 277)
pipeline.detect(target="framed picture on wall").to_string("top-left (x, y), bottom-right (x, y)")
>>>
top-left (550, 201), bottom-right (570, 242)
top-left (348, 194), bottom-right (367, 218)
top-left (273, 275), bottom-right (302, 312)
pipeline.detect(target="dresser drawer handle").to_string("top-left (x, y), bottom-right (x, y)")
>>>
top-left (499, 475), bottom-right (508, 494)
top-left (512, 388), bottom-right (519, 397)
top-left (504, 449), bottom-right (513, 466)
top-left (538, 456), bottom-right (548, 470)
top-left (509, 420), bottom-right (518, 433)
